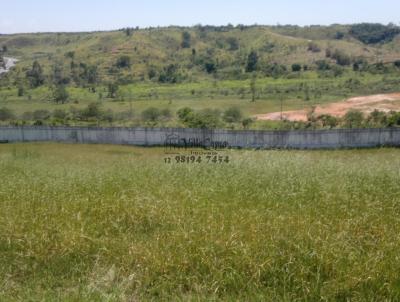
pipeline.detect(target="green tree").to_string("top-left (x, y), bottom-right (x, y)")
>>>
top-left (250, 73), bottom-right (257, 102)
top-left (0, 107), bottom-right (15, 121)
top-left (223, 107), bottom-right (243, 123)
top-left (142, 107), bottom-right (161, 122)
top-left (26, 61), bottom-right (45, 88)
top-left (116, 56), bottom-right (131, 68)
top-left (181, 31), bottom-right (191, 48)
top-left (53, 85), bottom-right (69, 104)
top-left (291, 64), bottom-right (302, 72)
top-left (107, 83), bottom-right (119, 98)
top-left (246, 51), bottom-right (258, 72)
top-left (343, 110), bottom-right (364, 128)
top-left (242, 118), bottom-right (254, 129)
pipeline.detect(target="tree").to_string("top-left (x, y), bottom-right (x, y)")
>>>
top-left (107, 83), bottom-right (119, 98)
top-left (223, 107), bottom-right (242, 123)
top-left (17, 84), bottom-right (24, 97)
top-left (226, 37), bottom-right (239, 51)
top-left (291, 64), bottom-right (302, 72)
top-left (53, 109), bottom-right (68, 120)
top-left (0, 107), bottom-right (15, 121)
top-left (394, 60), bottom-right (400, 68)
top-left (204, 61), bottom-right (216, 74)
top-left (82, 102), bottom-right (103, 120)
top-left (64, 51), bottom-right (75, 59)
top-left (177, 107), bottom-right (195, 124)
top-left (250, 73), bottom-right (257, 102)
top-left (343, 110), bottom-right (364, 128)
top-left (307, 42), bottom-right (321, 53)
top-left (142, 107), bottom-right (161, 122)
top-left (246, 51), bottom-right (258, 72)
top-left (53, 85), bottom-right (69, 104)
top-left (242, 118), bottom-right (254, 129)
top-left (332, 49), bottom-right (352, 66)
top-left (2, 45), bottom-right (7, 53)
top-left (116, 56), bottom-right (131, 68)
top-left (350, 23), bottom-right (400, 44)
top-left (181, 31), bottom-right (191, 48)
top-left (335, 32), bottom-right (345, 40)
top-left (33, 110), bottom-right (51, 120)
top-left (26, 61), bottom-right (45, 88)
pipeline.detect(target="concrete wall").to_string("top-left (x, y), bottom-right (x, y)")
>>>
top-left (1, 126), bottom-right (400, 149)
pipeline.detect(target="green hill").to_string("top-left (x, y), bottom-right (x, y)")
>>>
top-left (0, 24), bottom-right (400, 129)
top-left (1, 24), bottom-right (400, 84)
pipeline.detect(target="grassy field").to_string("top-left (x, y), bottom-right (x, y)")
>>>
top-left (1, 143), bottom-right (400, 301)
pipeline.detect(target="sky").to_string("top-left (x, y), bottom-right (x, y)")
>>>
top-left (1, 0), bottom-right (399, 34)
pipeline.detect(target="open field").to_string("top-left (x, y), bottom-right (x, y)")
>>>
top-left (1, 143), bottom-right (400, 301)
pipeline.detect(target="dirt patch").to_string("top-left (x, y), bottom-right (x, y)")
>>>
top-left (256, 93), bottom-right (400, 122)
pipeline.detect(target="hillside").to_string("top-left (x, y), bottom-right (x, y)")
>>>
top-left (1, 24), bottom-right (400, 129)
top-left (1, 24), bottom-right (400, 84)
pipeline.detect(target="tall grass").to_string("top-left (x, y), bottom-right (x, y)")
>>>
top-left (0, 144), bottom-right (400, 301)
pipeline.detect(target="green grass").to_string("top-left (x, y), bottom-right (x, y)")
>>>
top-left (1, 143), bottom-right (400, 301)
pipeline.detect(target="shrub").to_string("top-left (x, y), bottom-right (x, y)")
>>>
top-left (246, 51), bottom-right (258, 72)
top-left (81, 103), bottom-right (103, 120)
top-left (141, 107), bottom-right (161, 122)
top-left (53, 109), bottom-right (68, 120)
top-left (0, 107), bottom-right (15, 121)
top-left (116, 56), bottom-right (131, 68)
top-left (242, 118), bottom-right (254, 129)
top-left (33, 110), bottom-right (51, 120)
top-left (343, 110), bottom-right (364, 128)
top-left (53, 85), bottom-right (69, 104)
top-left (160, 109), bottom-right (172, 120)
top-left (291, 64), bottom-right (302, 72)
top-left (21, 111), bottom-right (34, 121)
top-left (181, 31), bottom-right (191, 48)
top-left (223, 107), bottom-right (242, 123)
top-left (307, 42), bottom-right (321, 53)
top-left (177, 107), bottom-right (195, 124)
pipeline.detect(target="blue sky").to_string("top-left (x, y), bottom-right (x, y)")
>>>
top-left (1, 0), bottom-right (399, 34)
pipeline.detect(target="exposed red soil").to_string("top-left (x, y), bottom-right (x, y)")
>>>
top-left (256, 93), bottom-right (400, 122)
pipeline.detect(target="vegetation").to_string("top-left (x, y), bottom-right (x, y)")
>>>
top-left (1, 144), bottom-right (400, 300)
top-left (349, 23), bottom-right (400, 44)
top-left (0, 24), bottom-right (400, 129)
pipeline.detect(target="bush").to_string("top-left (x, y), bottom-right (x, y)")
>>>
top-left (177, 107), bottom-right (195, 124)
top-left (223, 107), bottom-right (242, 123)
top-left (246, 51), bottom-right (258, 72)
top-left (21, 111), bottom-right (34, 120)
top-left (343, 110), bottom-right (364, 128)
top-left (81, 103), bottom-right (103, 120)
top-left (0, 107), bottom-right (15, 121)
top-left (53, 85), bottom-right (69, 104)
top-left (160, 109), bottom-right (172, 120)
top-left (141, 107), bottom-right (161, 122)
top-left (116, 56), bottom-right (131, 68)
top-left (242, 118), bottom-right (254, 129)
top-left (177, 107), bottom-right (221, 129)
top-left (33, 110), bottom-right (51, 120)
top-left (181, 31), bottom-right (191, 48)
top-left (53, 109), bottom-right (68, 120)
top-left (307, 42), bottom-right (321, 53)
top-left (291, 64), bottom-right (302, 72)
